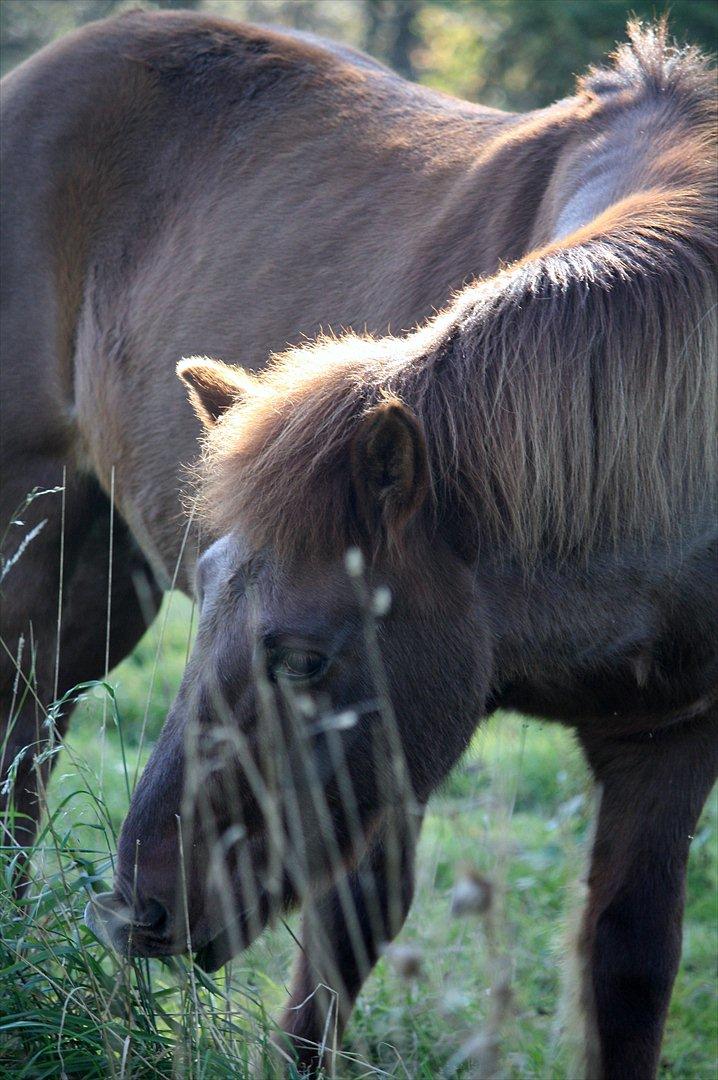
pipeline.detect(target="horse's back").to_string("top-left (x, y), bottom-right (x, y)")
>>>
top-left (0, 9), bottom-right (502, 456)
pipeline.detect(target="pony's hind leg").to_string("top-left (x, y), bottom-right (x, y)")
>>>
top-left (576, 712), bottom-right (717, 1080)
top-left (1, 467), bottom-right (161, 858)
top-left (277, 811), bottom-right (422, 1074)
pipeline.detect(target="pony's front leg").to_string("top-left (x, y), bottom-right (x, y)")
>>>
top-left (577, 711), bottom-right (717, 1080)
top-left (276, 811), bottom-right (421, 1075)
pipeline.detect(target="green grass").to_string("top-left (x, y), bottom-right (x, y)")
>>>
top-left (1, 594), bottom-right (716, 1078)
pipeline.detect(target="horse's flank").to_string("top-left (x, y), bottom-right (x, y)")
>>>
top-left (198, 23), bottom-right (717, 566)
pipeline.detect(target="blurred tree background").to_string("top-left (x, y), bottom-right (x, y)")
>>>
top-left (1, 1), bottom-right (716, 107)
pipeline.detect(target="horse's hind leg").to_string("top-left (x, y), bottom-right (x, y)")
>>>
top-left (278, 811), bottom-right (422, 1073)
top-left (1, 466), bottom-right (161, 855)
top-left (576, 713), bottom-right (717, 1080)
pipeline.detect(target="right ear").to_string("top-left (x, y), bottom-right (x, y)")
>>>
top-left (350, 397), bottom-right (429, 542)
top-left (177, 356), bottom-right (251, 427)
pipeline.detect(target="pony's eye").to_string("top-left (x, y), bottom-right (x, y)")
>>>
top-left (268, 647), bottom-right (327, 685)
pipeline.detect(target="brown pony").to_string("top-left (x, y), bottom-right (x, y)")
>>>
top-left (1, 10), bottom-right (716, 1077)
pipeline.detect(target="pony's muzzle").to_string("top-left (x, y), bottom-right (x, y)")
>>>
top-left (84, 892), bottom-right (170, 956)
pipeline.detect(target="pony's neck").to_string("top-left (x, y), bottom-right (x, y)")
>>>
top-left (534, 65), bottom-right (716, 249)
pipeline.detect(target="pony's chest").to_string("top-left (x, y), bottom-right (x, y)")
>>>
top-left (488, 555), bottom-right (717, 733)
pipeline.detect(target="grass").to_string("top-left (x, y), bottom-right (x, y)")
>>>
top-left (1, 593), bottom-right (716, 1078)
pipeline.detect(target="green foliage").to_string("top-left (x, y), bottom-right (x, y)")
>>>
top-left (418, 0), bottom-right (718, 109)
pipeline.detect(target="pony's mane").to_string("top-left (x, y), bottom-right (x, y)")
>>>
top-left (580, 18), bottom-right (715, 103)
top-left (197, 23), bottom-right (717, 565)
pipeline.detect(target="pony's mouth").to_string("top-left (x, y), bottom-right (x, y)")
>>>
top-left (193, 929), bottom-right (233, 972)
top-left (193, 891), bottom-right (273, 971)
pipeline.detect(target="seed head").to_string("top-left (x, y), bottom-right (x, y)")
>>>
top-left (344, 547), bottom-right (364, 577)
top-left (451, 866), bottom-right (493, 917)
top-left (383, 942), bottom-right (423, 979)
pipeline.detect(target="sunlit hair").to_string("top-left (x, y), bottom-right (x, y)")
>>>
top-left (196, 22), bottom-right (717, 564)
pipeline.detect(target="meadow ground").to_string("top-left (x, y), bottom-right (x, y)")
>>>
top-left (1, 594), bottom-right (716, 1078)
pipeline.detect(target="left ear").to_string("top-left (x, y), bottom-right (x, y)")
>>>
top-left (177, 356), bottom-right (251, 428)
top-left (350, 398), bottom-right (429, 539)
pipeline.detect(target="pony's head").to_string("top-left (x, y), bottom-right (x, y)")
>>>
top-left (86, 347), bottom-right (490, 968)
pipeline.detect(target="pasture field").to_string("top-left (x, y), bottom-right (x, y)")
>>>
top-left (1, 594), bottom-right (716, 1078)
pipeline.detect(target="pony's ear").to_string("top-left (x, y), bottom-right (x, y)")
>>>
top-left (350, 398), bottom-right (429, 538)
top-left (177, 357), bottom-right (250, 427)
